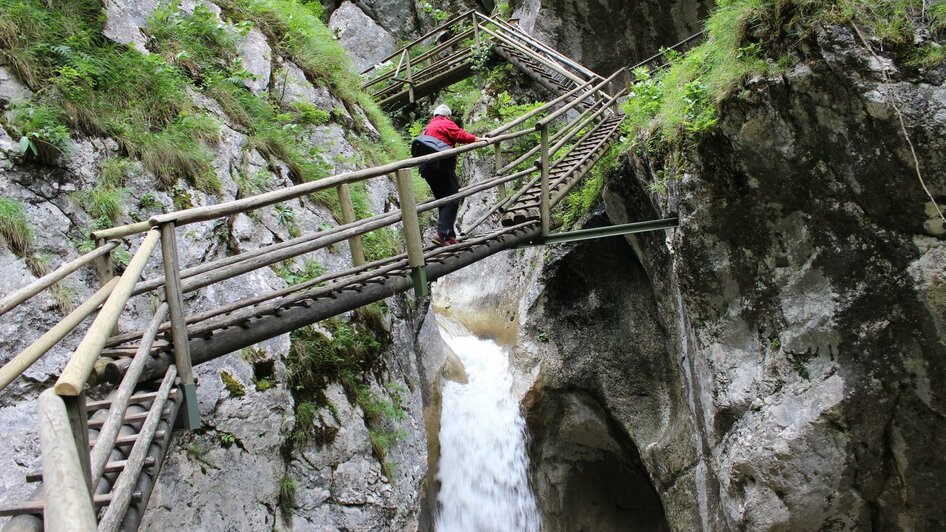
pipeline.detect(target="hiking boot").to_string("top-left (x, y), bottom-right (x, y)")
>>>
top-left (432, 233), bottom-right (458, 247)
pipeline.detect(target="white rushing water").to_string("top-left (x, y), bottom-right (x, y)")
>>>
top-left (435, 327), bottom-right (542, 532)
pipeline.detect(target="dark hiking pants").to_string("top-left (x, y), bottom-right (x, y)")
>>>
top-left (421, 164), bottom-right (460, 238)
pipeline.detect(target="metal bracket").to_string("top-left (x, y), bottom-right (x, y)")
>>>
top-left (410, 266), bottom-right (428, 300)
top-left (517, 217), bottom-right (679, 247)
top-left (175, 382), bottom-right (200, 431)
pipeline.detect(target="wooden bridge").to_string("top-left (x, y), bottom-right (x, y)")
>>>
top-left (0, 10), bottom-right (697, 531)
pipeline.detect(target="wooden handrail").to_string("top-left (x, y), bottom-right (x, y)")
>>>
top-left (0, 241), bottom-right (118, 317)
top-left (55, 229), bottom-right (161, 396)
top-left (88, 303), bottom-right (168, 487)
top-left (0, 278), bottom-right (118, 392)
top-left (37, 389), bottom-right (97, 531)
top-left (148, 129), bottom-right (528, 229)
top-left (360, 9), bottom-right (476, 75)
top-left (536, 67), bottom-right (625, 129)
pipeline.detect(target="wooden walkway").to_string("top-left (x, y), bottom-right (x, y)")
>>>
top-left (0, 11), bottom-right (700, 530)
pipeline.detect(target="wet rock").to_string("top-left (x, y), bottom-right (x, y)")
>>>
top-left (329, 2), bottom-right (398, 73)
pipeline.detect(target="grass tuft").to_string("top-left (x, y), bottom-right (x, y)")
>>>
top-left (0, 195), bottom-right (34, 255)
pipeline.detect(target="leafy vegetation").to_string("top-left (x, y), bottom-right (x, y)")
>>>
top-left (278, 473), bottom-right (296, 518)
top-left (214, 0), bottom-right (407, 160)
top-left (0, 195), bottom-right (33, 255)
top-left (6, 100), bottom-right (72, 165)
top-left (284, 305), bottom-right (404, 475)
top-left (0, 0), bottom-right (224, 192)
top-left (622, 0), bottom-right (946, 146)
top-left (276, 258), bottom-right (326, 286)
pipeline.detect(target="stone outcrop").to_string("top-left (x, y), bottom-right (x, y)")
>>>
top-left (508, 0), bottom-right (710, 74)
top-left (520, 24), bottom-right (946, 531)
top-left (329, 2), bottom-right (398, 73)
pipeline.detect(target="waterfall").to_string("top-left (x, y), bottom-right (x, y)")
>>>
top-left (434, 326), bottom-right (542, 532)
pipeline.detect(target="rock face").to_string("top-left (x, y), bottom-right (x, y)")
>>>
top-left (329, 2), bottom-right (398, 73)
top-left (522, 24), bottom-right (946, 531)
top-left (508, 0), bottom-right (710, 74)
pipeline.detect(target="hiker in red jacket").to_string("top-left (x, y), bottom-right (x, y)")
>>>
top-left (421, 104), bottom-right (484, 246)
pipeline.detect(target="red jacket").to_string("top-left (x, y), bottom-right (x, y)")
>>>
top-left (423, 116), bottom-right (477, 147)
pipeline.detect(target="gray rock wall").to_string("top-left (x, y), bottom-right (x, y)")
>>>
top-left (0, 1), bottom-right (433, 529)
top-left (592, 25), bottom-right (946, 530)
top-left (508, 0), bottom-right (710, 75)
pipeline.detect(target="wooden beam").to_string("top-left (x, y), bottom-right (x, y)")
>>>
top-left (0, 279), bottom-right (118, 392)
top-left (35, 390), bottom-right (96, 530)
top-left (0, 241), bottom-right (117, 317)
top-left (55, 230), bottom-right (161, 396)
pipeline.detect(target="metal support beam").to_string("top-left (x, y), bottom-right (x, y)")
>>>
top-left (160, 223), bottom-right (199, 431)
top-left (518, 217), bottom-right (679, 247)
top-left (337, 183), bottom-right (366, 267)
top-left (394, 169), bottom-right (427, 300)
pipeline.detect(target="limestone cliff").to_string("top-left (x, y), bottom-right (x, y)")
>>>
top-left (510, 16), bottom-right (946, 532)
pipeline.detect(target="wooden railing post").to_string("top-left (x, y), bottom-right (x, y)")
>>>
top-left (337, 184), bottom-right (366, 267)
top-left (38, 390), bottom-right (97, 531)
top-left (394, 169), bottom-right (427, 299)
top-left (405, 50), bottom-right (415, 103)
top-left (159, 222), bottom-right (199, 431)
top-left (539, 124), bottom-right (551, 236)
top-left (62, 392), bottom-right (92, 495)
top-left (93, 237), bottom-right (115, 287)
top-left (494, 143), bottom-right (507, 199)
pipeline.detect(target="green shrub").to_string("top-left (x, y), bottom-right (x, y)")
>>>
top-left (362, 227), bottom-right (402, 262)
top-left (7, 100), bottom-right (71, 165)
top-left (0, 195), bottom-right (33, 255)
top-left (99, 157), bottom-right (137, 187)
top-left (291, 101), bottom-right (330, 125)
top-left (75, 185), bottom-right (126, 222)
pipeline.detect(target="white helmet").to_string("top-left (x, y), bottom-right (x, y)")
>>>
top-left (433, 104), bottom-right (452, 117)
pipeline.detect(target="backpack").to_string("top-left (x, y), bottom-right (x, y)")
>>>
top-left (411, 134), bottom-right (453, 174)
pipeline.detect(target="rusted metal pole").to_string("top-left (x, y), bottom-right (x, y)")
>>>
top-left (337, 184), bottom-right (366, 266)
top-left (539, 125), bottom-right (551, 236)
top-left (394, 169), bottom-right (427, 299)
top-left (159, 223), bottom-right (199, 431)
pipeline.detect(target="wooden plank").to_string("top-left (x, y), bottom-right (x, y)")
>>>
top-left (89, 430), bottom-right (166, 448)
top-left (0, 241), bottom-right (118, 317)
top-left (0, 279), bottom-right (118, 392)
top-left (89, 303), bottom-right (168, 487)
top-left (98, 367), bottom-right (177, 532)
top-left (26, 457), bottom-right (156, 483)
top-left (0, 492), bottom-right (142, 517)
top-left (87, 391), bottom-right (177, 411)
top-left (90, 221), bottom-right (151, 241)
top-left (55, 230), bottom-right (161, 396)
top-left (160, 224), bottom-right (195, 390)
top-left (35, 390), bottom-right (96, 530)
